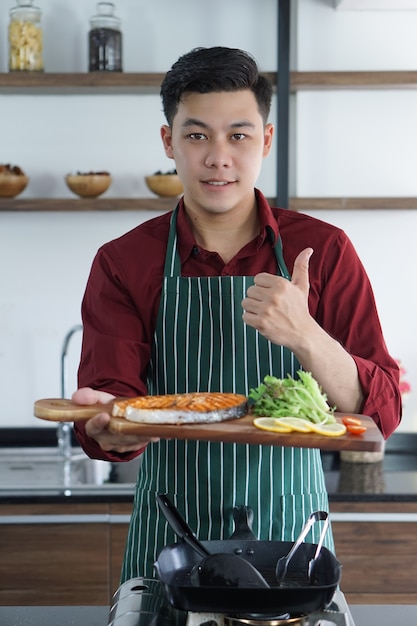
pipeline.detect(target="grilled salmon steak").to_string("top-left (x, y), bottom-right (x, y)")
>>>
top-left (112, 392), bottom-right (248, 425)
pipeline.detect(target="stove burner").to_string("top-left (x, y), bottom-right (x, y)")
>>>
top-left (108, 578), bottom-right (355, 626)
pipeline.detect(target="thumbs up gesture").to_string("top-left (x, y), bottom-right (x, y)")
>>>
top-left (241, 247), bottom-right (315, 351)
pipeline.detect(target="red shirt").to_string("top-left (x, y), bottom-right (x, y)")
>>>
top-left (75, 190), bottom-right (401, 459)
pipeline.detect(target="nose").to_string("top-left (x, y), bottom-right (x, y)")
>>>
top-left (204, 140), bottom-right (232, 168)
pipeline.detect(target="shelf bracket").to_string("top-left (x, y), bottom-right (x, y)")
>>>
top-left (277, 0), bottom-right (290, 208)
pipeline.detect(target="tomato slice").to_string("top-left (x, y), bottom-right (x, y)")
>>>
top-left (342, 416), bottom-right (363, 427)
top-left (346, 424), bottom-right (367, 435)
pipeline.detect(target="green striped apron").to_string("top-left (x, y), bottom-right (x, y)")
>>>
top-left (121, 208), bottom-right (334, 581)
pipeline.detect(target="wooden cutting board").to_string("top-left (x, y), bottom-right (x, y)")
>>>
top-left (34, 398), bottom-right (384, 452)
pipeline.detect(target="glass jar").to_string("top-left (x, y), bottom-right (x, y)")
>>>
top-left (8, 0), bottom-right (44, 72)
top-left (88, 2), bottom-right (122, 72)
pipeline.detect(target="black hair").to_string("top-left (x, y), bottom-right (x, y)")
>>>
top-left (160, 46), bottom-right (273, 126)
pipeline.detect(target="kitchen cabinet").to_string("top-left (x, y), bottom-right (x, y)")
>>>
top-left (2, 499), bottom-right (417, 606)
top-left (1, 71), bottom-right (417, 212)
top-left (0, 502), bottom-right (132, 606)
top-left (330, 500), bottom-right (417, 605)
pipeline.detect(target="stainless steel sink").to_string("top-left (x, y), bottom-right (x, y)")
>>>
top-left (0, 447), bottom-right (110, 487)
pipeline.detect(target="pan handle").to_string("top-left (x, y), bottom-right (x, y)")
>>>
top-left (230, 506), bottom-right (257, 540)
top-left (156, 493), bottom-right (210, 559)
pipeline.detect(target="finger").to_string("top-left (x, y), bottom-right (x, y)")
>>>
top-left (291, 248), bottom-right (313, 295)
top-left (243, 273), bottom-right (274, 305)
top-left (252, 272), bottom-right (274, 288)
top-left (85, 412), bottom-right (112, 437)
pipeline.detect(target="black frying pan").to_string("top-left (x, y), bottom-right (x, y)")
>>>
top-left (156, 493), bottom-right (269, 589)
top-left (153, 496), bottom-right (341, 615)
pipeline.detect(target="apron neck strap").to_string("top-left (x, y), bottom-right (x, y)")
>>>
top-left (163, 205), bottom-right (291, 280)
top-left (163, 205), bottom-right (181, 277)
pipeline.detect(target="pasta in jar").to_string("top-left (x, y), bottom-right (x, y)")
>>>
top-left (8, 1), bottom-right (44, 72)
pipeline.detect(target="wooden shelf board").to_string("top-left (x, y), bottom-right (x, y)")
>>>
top-left (1, 71), bottom-right (416, 94)
top-left (0, 197), bottom-right (178, 212)
top-left (0, 72), bottom-right (165, 94)
top-left (0, 72), bottom-right (276, 94)
top-left (289, 197), bottom-right (417, 211)
top-left (1, 197), bottom-right (416, 212)
top-left (291, 71), bottom-right (417, 90)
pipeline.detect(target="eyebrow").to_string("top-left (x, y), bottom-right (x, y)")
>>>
top-left (181, 117), bottom-right (256, 130)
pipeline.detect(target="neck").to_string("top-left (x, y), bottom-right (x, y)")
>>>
top-left (185, 202), bottom-right (260, 264)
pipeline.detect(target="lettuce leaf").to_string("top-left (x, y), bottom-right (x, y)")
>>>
top-left (249, 371), bottom-right (336, 424)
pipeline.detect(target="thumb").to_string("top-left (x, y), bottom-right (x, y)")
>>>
top-left (72, 387), bottom-right (115, 405)
top-left (291, 247), bottom-right (313, 295)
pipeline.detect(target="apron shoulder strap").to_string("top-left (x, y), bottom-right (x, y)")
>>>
top-left (274, 235), bottom-right (291, 280)
top-left (163, 206), bottom-right (182, 277)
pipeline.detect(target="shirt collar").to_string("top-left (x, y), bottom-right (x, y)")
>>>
top-left (176, 189), bottom-right (279, 262)
top-left (255, 188), bottom-right (279, 247)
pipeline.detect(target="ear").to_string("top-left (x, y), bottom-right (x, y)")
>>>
top-left (161, 125), bottom-right (175, 159)
top-left (263, 123), bottom-right (274, 157)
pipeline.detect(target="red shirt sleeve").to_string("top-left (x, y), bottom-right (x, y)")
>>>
top-left (277, 208), bottom-right (401, 439)
top-left (74, 213), bottom-right (173, 461)
top-left (315, 231), bottom-right (400, 439)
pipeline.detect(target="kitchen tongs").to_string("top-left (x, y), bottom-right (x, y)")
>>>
top-left (275, 510), bottom-right (329, 584)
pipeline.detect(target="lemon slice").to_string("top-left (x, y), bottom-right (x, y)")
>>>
top-left (253, 416), bottom-right (347, 437)
top-left (253, 417), bottom-right (293, 433)
top-left (309, 422), bottom-right (347, 437)
top-left (274, 417), bottom-right (314, 433)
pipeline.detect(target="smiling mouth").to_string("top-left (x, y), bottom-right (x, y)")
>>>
top-left (204, 180), bottom-right (234, 186)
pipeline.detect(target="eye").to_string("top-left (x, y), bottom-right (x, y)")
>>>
top-left (188, 133), bottom-right (207, 141)
top-left (231, 133), bottom-right (246, 141)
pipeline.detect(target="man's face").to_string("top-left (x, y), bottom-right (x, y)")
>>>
top-left (160, 90), bottom-right (273, 217)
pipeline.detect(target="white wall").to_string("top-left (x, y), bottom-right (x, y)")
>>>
top-left (294, 0), bottom-right (417, 430)
top-left (0, 0), bottom-right (416, 431)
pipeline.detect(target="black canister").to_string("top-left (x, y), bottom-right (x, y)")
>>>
top-left (88, 2), bottom-right (122, 72)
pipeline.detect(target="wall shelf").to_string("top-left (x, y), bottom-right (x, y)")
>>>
top-left (0, 72), bottom-right (276, 95)
top-left (0, 197), bottom-right (176, 212)
top-left (1, 71), bottom-right (416, 94)
top-left (289, 197), bottom-right (417, 211)
top-left (2, 70), bottom-right (415, 211)
top-left (291, 71), bottom-right (417, 91)
top-left (0, 72), bottom-right (165, 94)
top-left (1, 197), bottom-right (416, 212)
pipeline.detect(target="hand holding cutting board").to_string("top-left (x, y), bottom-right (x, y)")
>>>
top-left (71, 387), bottom-right (160, 454)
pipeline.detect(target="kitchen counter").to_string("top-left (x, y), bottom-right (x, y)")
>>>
top-left (1, 431), bottom-right (417, 503)
top-left (0, 606), bottom-right (109, 626)
top-left (1, 604), bottom-right (417, 626)
top-left (0, 484), bottom-right (135, 505)
top-left (322, 431), bottom-right (417, 502)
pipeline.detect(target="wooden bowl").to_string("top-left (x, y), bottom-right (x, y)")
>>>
top-left (145, 174), bottom-right (183, 198)
top-left (65, 173), bottom-right (112, 198)
top-left (0, 173), bottom-right (29, 198)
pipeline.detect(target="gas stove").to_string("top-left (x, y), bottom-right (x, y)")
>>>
top-left (108, 578), bottom-right (356, 626)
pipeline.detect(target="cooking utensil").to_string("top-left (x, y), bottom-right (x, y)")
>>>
top-left (34, 399), bottom-right (383, 453)
top-left (154, 501), bottom-right (341, 615)
top-left (156, 494), bottom-right (269, 589)
top-left (275, 510), bottom-right (329, 584)
top-left (156, 493), bottom-right (211, 560)
top-left (307, 511), bottom-right (330, 583)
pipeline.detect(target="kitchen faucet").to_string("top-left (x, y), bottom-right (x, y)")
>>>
top-left (57, 324), bottom-right (83, 464)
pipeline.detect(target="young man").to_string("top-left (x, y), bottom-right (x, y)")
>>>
top-left (73, 47), bottom-right (401, 580)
